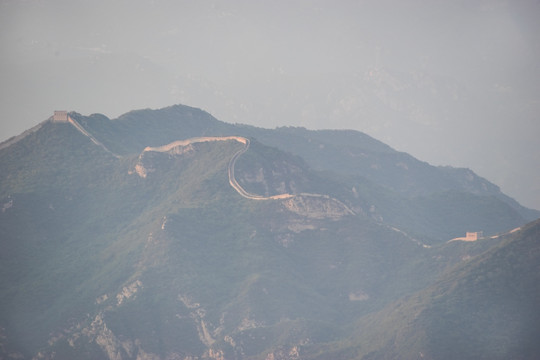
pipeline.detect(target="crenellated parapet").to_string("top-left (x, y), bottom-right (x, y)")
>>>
top-left (52, 110), bottom-right (69, 122)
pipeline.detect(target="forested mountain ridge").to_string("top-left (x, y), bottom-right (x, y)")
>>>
top-left (0, 104), bottom-right (538, 359)
top-left (69, 104), bottom-right (539, 240)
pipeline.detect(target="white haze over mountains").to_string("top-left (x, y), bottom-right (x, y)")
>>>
top-left (1, 0), bottom-right (539, 209)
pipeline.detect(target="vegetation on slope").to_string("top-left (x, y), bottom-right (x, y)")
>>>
top-left (330, 219), bottom-right (540, 360)
top-left (0, 104), bottom-right (538, 359)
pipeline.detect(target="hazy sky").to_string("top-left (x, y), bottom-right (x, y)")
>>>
top-left (1, 0), bottom-right (539, 210)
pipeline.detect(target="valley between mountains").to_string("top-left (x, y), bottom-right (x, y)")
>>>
top-left (0, 105), bottom-right (539, 360)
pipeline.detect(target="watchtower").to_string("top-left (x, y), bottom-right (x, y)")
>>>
top-left (53, 110), bottom-right (68, 122)
top-left (465, 231), bottom-right (483, 241)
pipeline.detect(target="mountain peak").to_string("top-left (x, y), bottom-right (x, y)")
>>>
top-left (1, 104), bottom-right (538, 359)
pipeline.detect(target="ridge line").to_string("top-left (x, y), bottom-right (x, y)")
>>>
top-left (143, 136), bottom-right (355, 215)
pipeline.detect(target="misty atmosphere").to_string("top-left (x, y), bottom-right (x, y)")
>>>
top-left (1, 1), bottom-right (540, 359)
top-left (2, 0), bottom-right (540, 210)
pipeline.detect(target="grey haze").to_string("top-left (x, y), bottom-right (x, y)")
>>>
top-left (1, 0), bottom-right (539, 209)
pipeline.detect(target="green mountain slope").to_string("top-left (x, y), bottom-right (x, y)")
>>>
top-left (328, 219), bottom-right (540, 360)
top-left (71, 105), bottom-right (539, 239)
top-left (0, 104), bottom-right (538, 359)
top-left (0, 125), bottom-right (418, 358)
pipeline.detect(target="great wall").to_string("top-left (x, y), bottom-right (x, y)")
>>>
top-left (138, 135), bottom-right (286, 200)
top-left (142, 135), bottom-right (356, 216)
top-left (49, 111), bottom-right (355, 215)
top-left (52, 111), bottom-right (121, 158)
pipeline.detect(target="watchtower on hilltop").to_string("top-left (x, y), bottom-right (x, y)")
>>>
top-left (52, 111), bottom-right (68, 122)
top-left (465, 231), bottom-right (483, 241)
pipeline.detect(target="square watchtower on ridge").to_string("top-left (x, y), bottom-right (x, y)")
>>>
top-left (53, 111), bottom-right (68, 122)
top-left (465, 231), bottom-right (483, 241)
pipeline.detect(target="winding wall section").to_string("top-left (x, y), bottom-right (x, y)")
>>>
top-left (143, 136), bottom-right (294, 201)
top-left (66, 119), bottom-right (353, 214)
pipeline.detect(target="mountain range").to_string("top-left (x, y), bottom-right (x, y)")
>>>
top-left (0, 104), bottom-right (538, 359)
